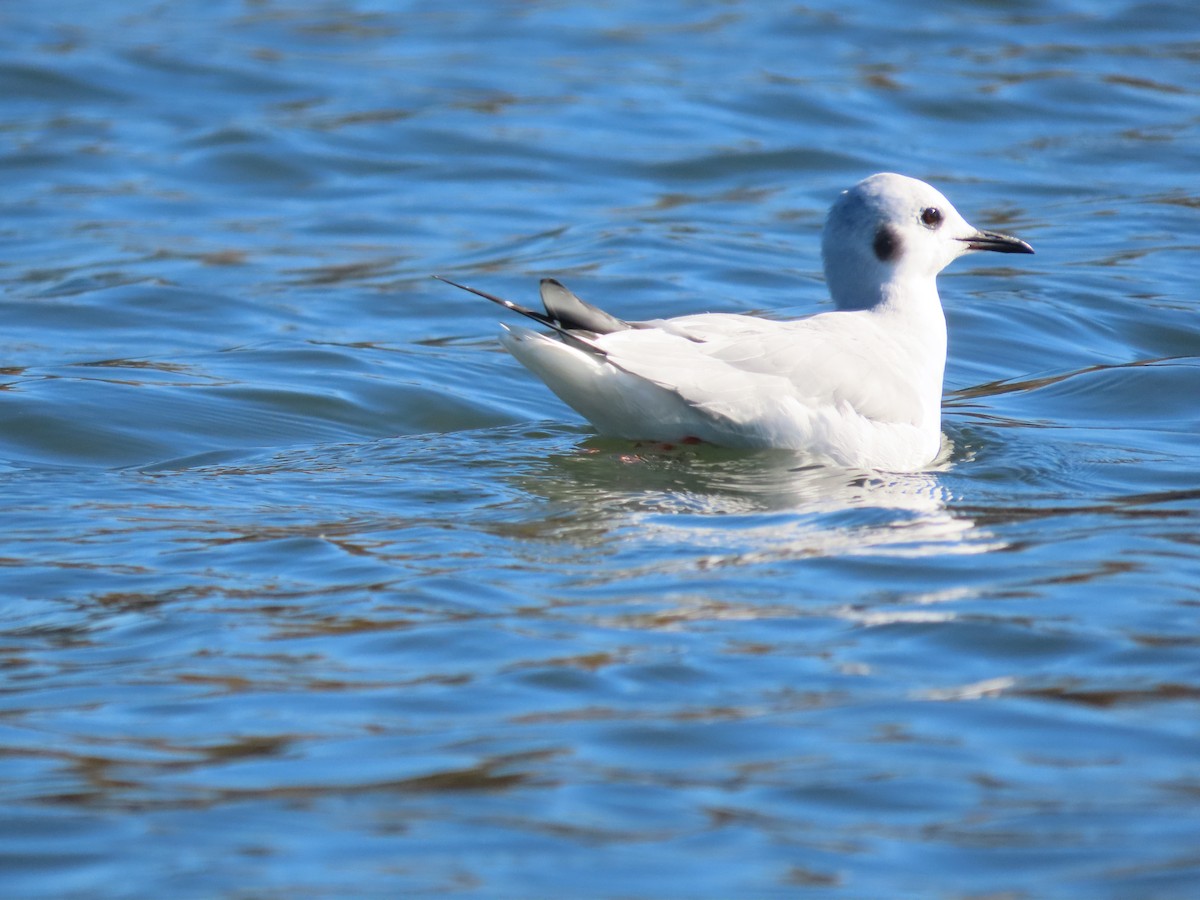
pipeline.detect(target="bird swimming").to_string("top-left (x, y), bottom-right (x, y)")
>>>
top-left (435, 173), bottom-right (1033, 472)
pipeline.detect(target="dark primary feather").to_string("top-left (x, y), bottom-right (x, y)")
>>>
top-left (432, 275), bottom-right (610, 354)
top-left (538, 278), bottom-right (632, 334)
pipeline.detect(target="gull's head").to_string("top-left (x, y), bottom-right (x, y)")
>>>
top-left (821, 173), bottom-right (1033, 312)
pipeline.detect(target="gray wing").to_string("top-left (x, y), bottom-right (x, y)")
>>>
top-left (538, 279), bottom-right (632, 334)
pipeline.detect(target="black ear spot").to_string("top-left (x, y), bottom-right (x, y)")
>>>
top-left (873, 226), bottom-right (900, 262)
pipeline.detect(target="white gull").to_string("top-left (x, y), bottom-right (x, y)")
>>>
top-left (436, 173), bottom-right (1033, 472)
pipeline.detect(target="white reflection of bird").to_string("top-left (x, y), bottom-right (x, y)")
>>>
top-left (436, 173), bottom-right (1033, 472)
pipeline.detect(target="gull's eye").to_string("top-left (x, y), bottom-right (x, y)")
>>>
top-left (920, 207), bottom-right (943, 229)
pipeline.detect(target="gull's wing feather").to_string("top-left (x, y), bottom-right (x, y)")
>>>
top-left (538, 278), bottom-right (631, 334)
top-left (601, 311), bottom-right (928, 428)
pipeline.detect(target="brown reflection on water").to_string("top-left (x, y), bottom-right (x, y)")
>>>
top-left (1017, 682), bottom-right (1200, 708)
top-left (33, 748), bottom-right (555, 812)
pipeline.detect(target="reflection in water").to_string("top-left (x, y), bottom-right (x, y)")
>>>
top-left (500, 439), bottom-right (1001, 562)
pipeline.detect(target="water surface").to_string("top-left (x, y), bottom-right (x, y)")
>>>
top-left (2, 1), bottom-right (1199, 897)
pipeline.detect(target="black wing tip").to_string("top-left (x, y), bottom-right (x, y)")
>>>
top-left (435, 274), bottom-right (611, 357)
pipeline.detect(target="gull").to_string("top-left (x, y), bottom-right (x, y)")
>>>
top-left (435, 173), bottom-right (1033, 472)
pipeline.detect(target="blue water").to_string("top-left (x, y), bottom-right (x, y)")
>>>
top-left (2, 1), bottom-right (1199, 897)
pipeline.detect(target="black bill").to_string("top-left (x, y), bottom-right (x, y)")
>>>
top-left (959, 229), bottom-right (1035, 254)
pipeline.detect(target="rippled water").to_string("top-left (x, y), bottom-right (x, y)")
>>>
top-left (3, 2), bottom-right (1199, 897)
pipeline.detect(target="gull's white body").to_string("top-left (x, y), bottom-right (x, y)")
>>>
top-left (446, 173), bottom-right (1032, 472)
top-left (500, 302), bottom-right (946, 471)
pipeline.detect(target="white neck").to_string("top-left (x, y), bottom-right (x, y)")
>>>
top-left (874, 278), bottom-right (948, 428)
